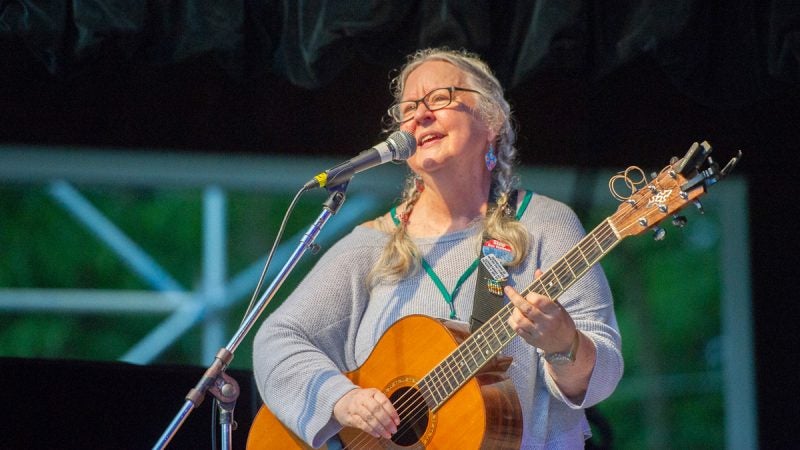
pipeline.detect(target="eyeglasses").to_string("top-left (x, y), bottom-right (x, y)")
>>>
top-left (387, 86), bottom-right (483, 123)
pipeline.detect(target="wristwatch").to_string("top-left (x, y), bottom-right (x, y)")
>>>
top-left (544, 330), bottom-right (580, 365)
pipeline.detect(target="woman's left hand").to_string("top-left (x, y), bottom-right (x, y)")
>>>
top-left (505, 269), bottom-right (576, 355)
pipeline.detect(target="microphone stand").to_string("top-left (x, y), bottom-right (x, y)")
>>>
top-left (153, 181), bottom-right (351, 449)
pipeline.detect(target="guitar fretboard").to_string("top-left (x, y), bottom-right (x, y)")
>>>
top-left (416, 219), bottom-right (620, 410)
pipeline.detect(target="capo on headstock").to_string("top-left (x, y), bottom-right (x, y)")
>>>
top-left (675, 141), bottom-right (742, 192)
top-left (674, 141), bottom-right (712, 176)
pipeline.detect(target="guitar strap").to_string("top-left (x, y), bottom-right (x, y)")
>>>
top-left (469, 188), bottom-right (529, 333)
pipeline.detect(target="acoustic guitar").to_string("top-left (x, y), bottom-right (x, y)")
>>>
top-left (247, 142), bottom-right (740, 449)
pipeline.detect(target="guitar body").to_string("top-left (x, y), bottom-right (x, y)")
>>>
top-left (247, 314), bottom-right (522, 449)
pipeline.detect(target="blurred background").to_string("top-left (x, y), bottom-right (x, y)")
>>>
top-left (1, 1), bottom-right (797, 449)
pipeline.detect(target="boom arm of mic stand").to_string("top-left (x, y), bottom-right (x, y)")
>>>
top-left (152, 182), bottom-right (351, 450)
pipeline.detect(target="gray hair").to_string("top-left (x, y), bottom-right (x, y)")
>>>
top-left (369, 48), bottom-right (528, 286)
top-left (387, 47), bottom-right (518, 195)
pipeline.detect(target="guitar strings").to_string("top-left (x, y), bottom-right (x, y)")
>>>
top-left (342, 223), bottom-right (621, 449)
top-left (341, 216), bottom-right (636, 448)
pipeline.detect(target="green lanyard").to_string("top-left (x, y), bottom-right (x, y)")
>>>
top-left (390, 206), bottom-right (478, 320)
top-left (423, 258), bottom-right (479, 320)
top-left (389, 190), bottom-right (532, 321)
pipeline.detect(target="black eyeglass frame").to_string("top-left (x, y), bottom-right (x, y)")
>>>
top-left (387, 86), bottom-right (483, 123)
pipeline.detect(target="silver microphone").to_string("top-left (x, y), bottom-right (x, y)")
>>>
top-left (302, 130), bottom-right (416, 191)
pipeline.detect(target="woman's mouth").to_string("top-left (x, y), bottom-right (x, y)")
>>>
top-left (418, 133), bottom-right (444, 147)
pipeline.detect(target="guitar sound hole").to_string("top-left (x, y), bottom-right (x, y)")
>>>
top-left (389, 386), bottom-right (430, 446)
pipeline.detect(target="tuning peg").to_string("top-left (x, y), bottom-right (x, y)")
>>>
top-left (693, 200), bottom-right (705, 214)
top-left (652, 226), bottom-right (666, 241)
top-left (671, 215), bottom-right (688, 228)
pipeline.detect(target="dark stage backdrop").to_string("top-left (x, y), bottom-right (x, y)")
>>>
top-left (1, 357), bottom-right (260, 449)
top-left (1, 1), bottom-right (799, 448)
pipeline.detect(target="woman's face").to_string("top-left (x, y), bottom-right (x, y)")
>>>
top-left (399, 61), bottom-right (496, 179)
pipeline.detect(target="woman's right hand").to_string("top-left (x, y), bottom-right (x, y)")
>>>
top-left (333, 387), bottom-right (400, 440)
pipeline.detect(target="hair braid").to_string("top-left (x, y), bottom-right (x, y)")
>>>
top-left (367, 176), bottom-right (424, 286)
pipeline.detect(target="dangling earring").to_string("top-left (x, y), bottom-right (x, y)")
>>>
top-left (485, 144), bottom-right (498, 171)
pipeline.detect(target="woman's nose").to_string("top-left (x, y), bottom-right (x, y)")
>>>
top-left (412, 101), bottom-right (435, 123)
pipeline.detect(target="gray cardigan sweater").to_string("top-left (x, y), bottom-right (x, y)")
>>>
top-left (252, 193), bottom-right (623, 449)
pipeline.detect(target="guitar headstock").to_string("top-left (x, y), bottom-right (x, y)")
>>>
top-left (609, 141), bottom-right (741, 239)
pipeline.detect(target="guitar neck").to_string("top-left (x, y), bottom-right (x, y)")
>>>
top-left (418, 219), bottom-right (621, 410)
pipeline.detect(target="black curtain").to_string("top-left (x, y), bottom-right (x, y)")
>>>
top-left (2, 1), bottom-right (797, 98)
